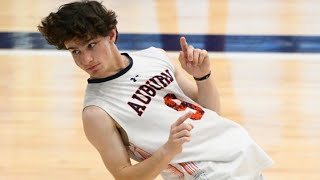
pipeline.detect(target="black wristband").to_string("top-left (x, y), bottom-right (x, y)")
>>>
top-left (193, 71), bottom-right (211, 81)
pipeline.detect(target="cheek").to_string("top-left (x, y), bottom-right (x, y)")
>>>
top-left (73, 57), bottom-right (84, 69)
top-left (94, 47), bottom-right (109, 61)
top-left (98, 42), bottom-right (112, 54)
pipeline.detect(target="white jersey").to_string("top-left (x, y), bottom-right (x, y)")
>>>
top-left (84, 47), bottom-right (273, 180)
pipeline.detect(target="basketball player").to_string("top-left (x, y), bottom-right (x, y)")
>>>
top-left (38, 1), bottom-right (273, 179)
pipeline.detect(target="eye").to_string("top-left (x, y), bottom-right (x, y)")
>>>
top-left (72, 50), bottom-right (80, 55)
top-left (88, 42), bottom-right (96, 48)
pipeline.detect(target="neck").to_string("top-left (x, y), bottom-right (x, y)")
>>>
top-left (89, 53), bottom-right (130, 80)
top-left (120, 53), bottom-right (130, 67)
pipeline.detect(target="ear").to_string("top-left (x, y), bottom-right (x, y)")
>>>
top-left (108, 28), bottom-right (118, 43)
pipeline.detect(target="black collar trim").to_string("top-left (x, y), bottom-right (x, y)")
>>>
top-left (87, 53), bottom-right (133, 84)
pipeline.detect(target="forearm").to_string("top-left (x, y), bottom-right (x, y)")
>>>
top-left (118, 146), bottom-right (173, 180)
top-left (195, 76), bottom-right (220, 114)
top-left (117, 111), bottom-right (193, 180)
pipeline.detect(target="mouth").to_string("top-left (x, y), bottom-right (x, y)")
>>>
top-left (86, 64), bottom-right (99, 71)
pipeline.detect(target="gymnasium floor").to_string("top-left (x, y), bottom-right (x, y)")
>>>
top-left (1, 0), bottom-right (320, 180)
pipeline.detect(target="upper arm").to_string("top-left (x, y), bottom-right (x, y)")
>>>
top-left (82, 106), bottom-right (131, 178)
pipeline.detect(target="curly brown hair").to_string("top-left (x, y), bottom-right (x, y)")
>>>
top-left (38, 0), bottom-right (118, 50)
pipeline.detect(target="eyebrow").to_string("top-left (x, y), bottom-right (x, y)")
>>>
top-left (67, 47), bottom-right (77, 50)
top-left (66, 38), bottom-right (95, 50)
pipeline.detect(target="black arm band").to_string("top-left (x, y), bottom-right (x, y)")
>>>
top-left (193, 71), bottom-right (211, 81)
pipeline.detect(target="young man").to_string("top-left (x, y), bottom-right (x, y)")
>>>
top-left (38, 1), bottom-right (273, 179)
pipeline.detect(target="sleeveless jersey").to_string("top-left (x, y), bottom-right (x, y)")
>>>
top-left (84, 47), bottom-right (273, 179)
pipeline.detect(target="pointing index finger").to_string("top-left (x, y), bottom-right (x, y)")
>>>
top-left (175, 111), bottom-right (192, 126)
top-left (180, 37), bottom-right (188, 54)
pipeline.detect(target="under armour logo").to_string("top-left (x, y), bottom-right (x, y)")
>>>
top-left (130, 75), bottom-right (139, 82)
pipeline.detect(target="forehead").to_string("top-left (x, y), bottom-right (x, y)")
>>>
top-left (64, 37), bottom-right (91, 49)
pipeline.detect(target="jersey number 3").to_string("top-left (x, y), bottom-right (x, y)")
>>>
top-left (164, 93), bottom-right (204, 120)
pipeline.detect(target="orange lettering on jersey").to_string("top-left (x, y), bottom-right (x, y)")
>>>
top-left (127, 102), bottom-right (146, 116)
top-left (132, 90), bottom-right (152, 104)
top-left (127, 69), bottom-right (174, 116)
top-left (164, 93), bottom-right (204, 120)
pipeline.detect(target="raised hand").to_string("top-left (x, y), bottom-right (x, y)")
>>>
top-left (178, 37), bottom-right (211, 79)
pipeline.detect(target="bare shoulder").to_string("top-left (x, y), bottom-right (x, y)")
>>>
top-left (82, 105), bottom-right (110, 121)
top-left (82, 105), bottom-right (122, 129)
top-left (82, 106), bottom-right (117, 148)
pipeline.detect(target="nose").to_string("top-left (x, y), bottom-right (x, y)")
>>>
top-left (82, 51), bottom-right (93, 65)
